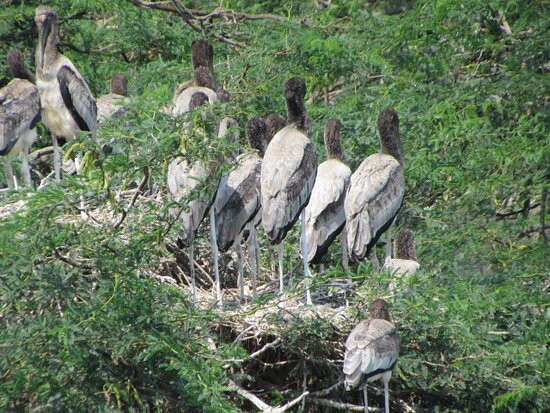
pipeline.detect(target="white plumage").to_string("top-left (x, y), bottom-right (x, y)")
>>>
top-left (97, 75), bottom-right (129, 123)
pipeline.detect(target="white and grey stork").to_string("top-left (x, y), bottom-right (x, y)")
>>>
top-left (260, 77), bottom-right (317, 304)
top-left (167, 91), bottom-right (237, 305)
top-left (343, 298), bottom-right (400, 413)
top-left (34, 6), bottom-right (97, 182)
top-left (1, 50), bottom-right (41, 189)
top-left (304, 118), bottom-right (351, 274)
top-left (97, 74), bottom-right (129, 124)
top-left (382, 228), bottom-right (419, 292)
top-left (214, 117), bottom-right (270, 302)
top-left (171, 67), bottom-right (218, 116)
top-left (345, 108), bottom-right (404, 268)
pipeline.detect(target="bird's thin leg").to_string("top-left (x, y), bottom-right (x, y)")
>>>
top-left (4, 157), bottom-right (15, 189)
top-left (370, 248), bottom-right (380, 272)
top-left (363, 385), bottom-right (369, 413)
top-left (209, 208), bottom-right (222, 307)
top-left (385, 221), bottom-right (393, 260)
top-left (52, 135), bottom-right (61, 182)
top-left (21, 144), bottom-right (31, 187)
top-left (189, 243), bottom-right (196, 303)
top-left (237, 242), bottom-right (244, 303)
top-left (301, 210), bottom-right (312, 305)
top-left (247, 224), bottom-right (258, 300)
top-left (384, 377), bottom-right (390, 413)
top-left (278, 242), bottom-right (284, 293)
top-left (341, 228), bottom-right (349, 271)
top-left (268, 243), bottom-right (276, 279)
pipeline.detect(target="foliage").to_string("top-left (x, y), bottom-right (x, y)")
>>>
top-left (1, 0), bottom-right (549, 411)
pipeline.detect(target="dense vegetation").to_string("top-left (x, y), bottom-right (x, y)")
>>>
top-left (1, 0), bottom-right (548, 411)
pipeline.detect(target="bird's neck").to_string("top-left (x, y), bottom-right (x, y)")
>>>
top-left (36, 21), bottom-right (58, 74)
top-left (286, 97), bottom-right (311, 136)
top-left (380, 132), bottom-right (403, 165)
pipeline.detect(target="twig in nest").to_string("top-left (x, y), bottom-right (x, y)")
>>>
top-left (226, 338), bottom-right (282, 365)
top-left (113, 167), bottom-right (149, 229)
top-left (308, 397), bottom-right (381, 411)
top-left (228, 380), bottom-right (309, 413)
top-left (309, 380), bottom-right (343, 397)
top-left (54, 248), bottom-right (93, 269)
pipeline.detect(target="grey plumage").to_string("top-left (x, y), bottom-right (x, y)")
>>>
top-left (97, 74), bottom-right (130, 123)
top-left (344, 298), bottom-right (400, 413)
top-left (383, 228), bottom-right (420, 277)
top-left (345, 108), bottom-right (404, 262)
top-left (261, 78), bottom-right (317, 245)
top-left (304, 118), bottom-right (351, 264)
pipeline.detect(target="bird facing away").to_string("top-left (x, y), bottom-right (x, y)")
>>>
top-left (345, 108), bottom-right (404, 267)
top-left (214, 117), bottom-right (269, 301)
top-left (167, 93), bottom-right (237, 304)
top-left (171, 67), bottom-right (218, 116)
top-left (260, 77), bottom-right (317, 302)
top-left (1, 50), bottom-right (41, 189)
top-left (265, 113), bottom-right (286, 143)
top-left (343, 298), bottom-right (400, 413)
top-left (34, 6), bottom-right (98, 182)
top-left (304, 118), bottom-right (351, 266)
top-left (382, 228), bottom-right (420, 276)
top-left (97, 74), bottom-right (130, 123)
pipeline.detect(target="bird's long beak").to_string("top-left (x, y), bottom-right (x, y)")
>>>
top-left (37, 16), bottom-right (52, 68)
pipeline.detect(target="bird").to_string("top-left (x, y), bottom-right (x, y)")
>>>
top-left (265, 113), bottom-right (286, 142)
top-left (34, 5), bottom-right (98, 182)
top-left (171, 67), bottom-right (218, 116)
top-left (345, 108), bottom-right (404, 269)
top-left (343, 298), bottom-right (400, 413)
top-left (97, 74), bottom-right (130, 124)
top-left (382, 228), bottom-right (419, 292)
top-left (304, 118), bottom-right (351, 272)
top-left (214, 117), bottom-right (270, 302)
top-left (167, 91), bottom-right (237, 305)
top-left (261, 77), bottom-right (317, 304)
top-left (1, 49), bottom-right (41, 189)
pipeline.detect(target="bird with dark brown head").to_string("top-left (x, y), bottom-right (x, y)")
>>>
top-left (265, 113), bottom-right (286, 143)
top-left (394, 228), bottom-right (416, 261)
top-left (188, 91), bottom-right (209, 110)
top-left (7, 49), bottom-right (35, 83)
top-left (283, 77), bottom-right (311, 135)
top-left (246, 117), bottom-right (268, 156)
top-left (194, 67), bottom-right (214, 89)
top-left (378, 107), bottom-right (403, 165)
top-left (369, 298), bottom-right (392, 321)
top-left (324, 118), bottom-right (346, 163)
top-left (110, 74), bottom-right (129, 97)
top-left (191, 38), bottom-right (214, 73)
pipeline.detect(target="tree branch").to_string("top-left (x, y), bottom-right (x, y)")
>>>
top-left (228, 380), bottom-right (309, 413)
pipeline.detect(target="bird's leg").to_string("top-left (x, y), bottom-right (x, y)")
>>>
top-left (301, 210), bottom-right (312, 305)
top-left (189, 243), bottom-right (196, 303)
top-left (52, 135), bottom-right (61, 182)
top-left (21, 145), bottom-right (31, 188)
top-left (363, 385), bottom-right (369, 413)
top-left (385, 221), bottom-right (394, 260)
top-left (384, 376), bottom-right (390, 413)
top-left (278, 242), bottom-right (284, 293)
top-left (268, 243), bottom-right (277, 279)
top-left (209, 208), bottom-right (222, 307)
top-left (370, 248), bottom-right (380, 272)
top-left (247, 224), bottom-right (258, 300)
top-left (4, 157), bottom-right (15, 189)
top-left (341, 229), bottom-right (349, 271)
top-left (237, 242), bottom-right (244, 303)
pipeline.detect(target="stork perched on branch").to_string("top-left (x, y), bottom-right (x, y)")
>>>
top-left (1, 50), bottom-right (41, 189)
top-left (345, 108), bottom-right (404, 268)
top-left (261, 77), bottom-right (317, 303)
top-left (34, 5), bottom-right (97, 182)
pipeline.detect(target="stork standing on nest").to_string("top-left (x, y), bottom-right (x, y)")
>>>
top-left (261, 77), bottom-right (317, 304)
top-left (97, 74), bottom-right (130, 124)
top-left (34, 6), bottom-right (97, 182)
top-left (1, 50), bottom-right (41, 189)
top-left (343, 298), bottom-right (400, 413)
top-left (214, 117), bottom-right (270, 302)
top-left (345, 108), bottom-right (404, 268)
top-left (167, 92), bottom-right (237, 305)
top-left (383, 228), bottom-right (419, 292)
top-left (304, 118), bottom-right (351, 273)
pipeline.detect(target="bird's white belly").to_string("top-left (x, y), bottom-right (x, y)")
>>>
top-left (37, 79), bottom-right (78, 139)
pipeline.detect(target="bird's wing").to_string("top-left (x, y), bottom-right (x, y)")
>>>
top-left (0, 79), bottom-right (41, 156)
top-left (57, 64), bottom-right (98, 136)
top-left (97, 94), bottom-right (129, 123)
top-left (261, 126), bottom-right (317, 243)
top-left (214, 153), bottom-right (262, 251)
top-left (345, 154), bottom-right (404, 259)
top-left (172, 86), bottom-right (218, 115)
top-left (305, 160), bottom-right (351, 261)
top-left (343, 319), bottom-right (400, 388)
top-left (172, 79), bottom-right (194, 103)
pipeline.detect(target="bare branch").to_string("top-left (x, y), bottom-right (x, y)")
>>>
top-left (308, 397), bottom-right (381, 411)
top-left (228, 380), bottom-right (309, 413)
top-left (113, 167), bottom-right (149, 229)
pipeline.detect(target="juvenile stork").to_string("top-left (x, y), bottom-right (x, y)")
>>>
top-left (214, 117), bottom-right (269, 302)
top-left (261, 77), bottom-right (317, 303)
top-left (34, 6), bottom-right (97, 181)
top-left (304, 119), bottom-right (351, 272)
top-left (97, 74), bottom-right (130, 124)
top-left (343, 298), bottom-right (400, 413)
top-left (1, 50), bottom-right (41, 188)
top-left (167, 92), bottom-right (237, 305)
top-left (345, 108), bottom-right (404, 268)
top-left (171, 67), bottom-right (218, 116)
top-left (382, 228), bottom-right (420, 277)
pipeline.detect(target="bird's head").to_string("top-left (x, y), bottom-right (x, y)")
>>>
top-left (191, 38), bottom-right (214, 71)
top-left (369, 298), bottom-right (392, 322)
top-left (377, 107), bottom-right (402, 164)
top-left (35, 6), bottom-right (57, 27)
top-left (284, 77), bottom-right (307, 102)
top-left (394, 228), bottom-right (417, 261)
top-left (110, 74), bottom-right (129, 97)
top-left (189, 91), bottom-right (209, 110)
top-left (246, 117), bottom-right (267, 154)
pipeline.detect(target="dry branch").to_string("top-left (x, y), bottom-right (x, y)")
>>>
top-left (229, 380), bottom-right (309, 413)
top-left (308, 397), bottom-right (381, 411)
